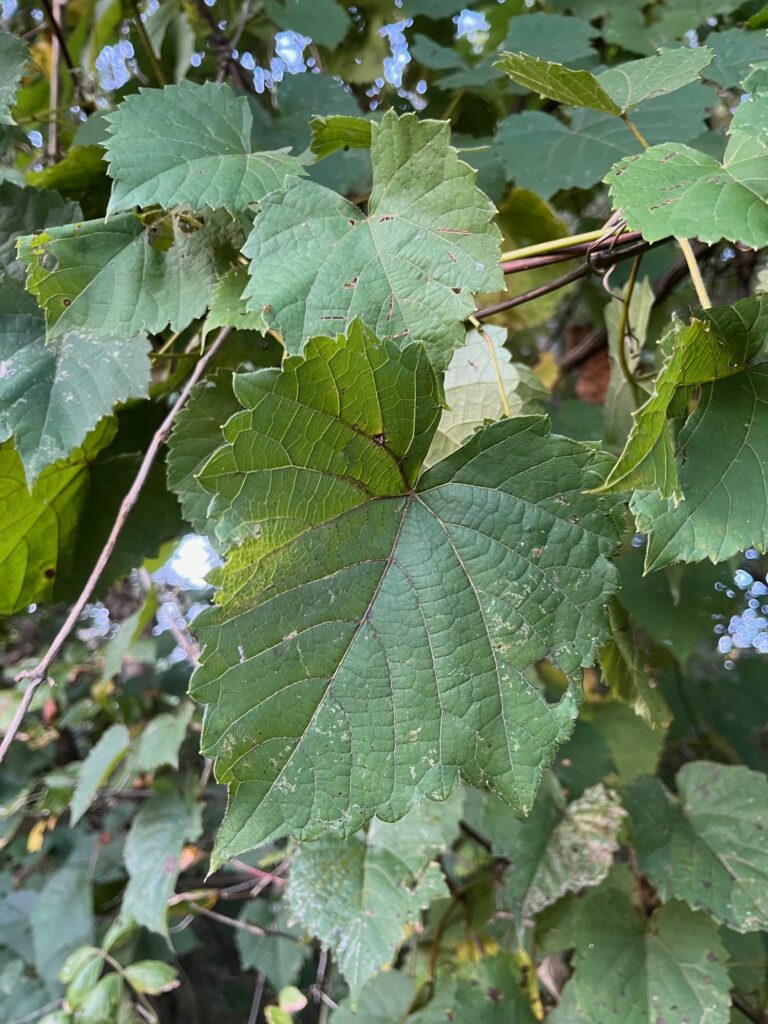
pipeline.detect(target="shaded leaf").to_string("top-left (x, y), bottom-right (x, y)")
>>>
top-left (504, 13), bottom-right (599, 65)
top-left (0, 31), bottom-right (27, 125)
top-left (410, 953), bottom-right (537, 1023)
top-left (242, 110), bottom-right (503, 371)
top-left (31, 838), bottom-right (95, 984)
top-left (104, 81), bottom-right (304, 214)
top-left (133, 704), bottom-right (194, 773)
top-left (705, 27), bottom-right (768, 88)
top-left (626, 762), bottom-right (768, 932)
top-left (0, 182), bottom-right (81, 279)
top-left (263, 0), bottom-right (349, 49)
top-left (236, 900), bottom-right (307, 993)
top-left (70, 724), bottom-right (130, 824)
top-left (332, 971), bottom-right (416, 1024)
top-left (172, 322), bottom-right (623, 864)
top-left (206, 266), bottom-right (268, 336)
top-left (598, 46), bottom-right (712, 110)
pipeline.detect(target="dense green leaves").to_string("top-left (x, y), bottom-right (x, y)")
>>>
top-left (0, 31), bottom-right (27, 124)
top-left (172, 321), bottom-right (623, 864)
top-left (104, 81), bottom-right (304, 213)
top-left (607, 96), bottom-right (768, 248)
top-left (242, 110), bottom-right (503, 370)
top-left (0, 279), bottom-right (150, 484)
top-left (0, 183), bottom-right (81, 278)
top-left (627, 763), bottom-right (768, 931)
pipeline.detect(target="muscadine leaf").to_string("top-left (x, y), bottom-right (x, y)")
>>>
top-left (409, 954), bottom-right (537, 1023)
top-left (18, 211), bottom-right (239, 341)
top-left (104, 81), bottom-right (304, 214)
top-left (465, 774), bottom-right (625, 924)
top-left (598, 46), bottom-right (712, 110)
top-left (309, 114), bottom-right (372, 159)
top-left (606, 95), bottom-right (768, 248)
top-left (626, 763), bottom-right (768, 932)
top-left (0, 420), bottom-right (115, 615)
top-left (598, 598), bottom-right (672, 731)
top-left (494, 52), bottom-right (621, 114)
top-left (496, 84), bottom-right (712, 199)
top-left (594, 296), bottom-right (768, 499)
top-left (242, 110), bottom-right (504, 371)
top-left (0, 31), bottom-right (27, 125)
top-left (170, 321), bottom-right (624, 865)
top-left (166, 370), bottom-right (242, 535)
top-left (288, 796), bottom-right (462, 1000)
top-left (546, 866), bottom-right (731, 1024)
top-left (0, 279), bottom-right (150, 485)
top-left (120, 784), bottom-right (202, 938)
top-left (0, 182), bottom-right (81, 279)
top-left (426, 325), bottom-right (548, 465)
top-left (70, 724), bottom-right (131, 825)
top-left (631, 365), bottom-right (768, 571)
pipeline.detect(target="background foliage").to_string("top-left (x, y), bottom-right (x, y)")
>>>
top-left (1, 0), bottom-right (768, 1022)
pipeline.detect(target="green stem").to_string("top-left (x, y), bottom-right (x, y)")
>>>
top-left (500, 227), bottom-right (626, 263)
top-left (615, 253), bottom-right (643, 406)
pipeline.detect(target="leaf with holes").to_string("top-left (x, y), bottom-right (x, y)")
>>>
top-left (242, 110), bottom-right (503, 371)
top-left (168, 320), bottom-right (624, 866)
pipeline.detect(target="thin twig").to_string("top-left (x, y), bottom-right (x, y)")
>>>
top-left (677, 237), bottom-right (712, 308)
top-left (46, 0), bottom-right (62, 162)
top-left (194, 0), bottom-right (252, 91)
top-left (39, 0), bottom-right (76, 72)
top-left (247, 972), bottom-right (265, 1024)
top-left (0, 327), bottom-right (233, 764)
top-left (500, 226), bottom-right (625, 263)
top-left (732, 992), bottom-right (767, 1024)
top-left (129, 0), bottom-right (167, 86)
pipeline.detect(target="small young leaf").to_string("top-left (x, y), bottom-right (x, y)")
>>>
top-left (104, 81), bottom-right (304, 214)
top-left (123, 961), bottom-right (180, 995)
top-left (626, 762), bottom-right (768, 931)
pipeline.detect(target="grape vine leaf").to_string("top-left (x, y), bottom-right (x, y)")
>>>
top-left (18, 211), bottom-right (237, 340)
top-left (0, 279), bottom-right (150, 485)
top-left (409, 954), bottom-right (537, 1024)
top-left (598, 598), bottom-right (672, 731)
top-left (496, 84), bottom-right (712, 199)
top-left (120, 784), bottom-right (202, 938)
top-left (597, 46), bottom-right (712, 110)
top-left (0, 182), bottom-right (81, 279)
top-left (70, 724), bottom-right (131, 824)
top-left (494, 53), bottom-right (621, 114)
top-left (426, 325), bottom-right (548, 465)
top-left (705, 27), bottom-right (768, 88)
top-left (242, 110), bottom-right (504, 371)
top-left (288, 796), bottom-right (462, 1001)
top-left (0, 419), bottom-right (115, 615)
top-left (594, 296), bottom-right (768, 499)
top-left (309, 114), bottom-right (372, 160)
top-left (546, 866), bottom-right (731, 1024)
top-left (503, 13), bottom-right (599, 66)
top-left (170, 321), bottom-right (624, 865)
top-left (464, 774), bottom-right (625, 924)
top-left (0, 31), bottom-right (27, 125)
top-left (104, 80), bottom-right (305, 214)
top-left (631, 365), bottom-right (768, 571)
top-left (606, 95), bottom-right (768, 248)
top-left (626, 763), bottom-right (768, 932)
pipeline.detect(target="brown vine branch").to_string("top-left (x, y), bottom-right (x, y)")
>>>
top-left (732, 992), bottom-right (767, 1024)
top-left (39, 0), bottom-right (76, 73)
top-left (0, 327), bottom-right (233, 765)
top-left (501, 231), bottom-right (644, 275)
top-left (193, 0), bottom-right (252, 92)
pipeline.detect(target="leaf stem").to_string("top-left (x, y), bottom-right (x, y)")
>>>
top-left (615, 253), bottom-right (643, 406)
top-left (500, 227), bottom-right (627, 263)
top-left (468, 314), bottom-right (511, 416)
top-left (0, 327), bottom-right (233, 765)
top-left (676, 237), bottom-right (712, 308)
top-left (622, 113), bottom-right (651, 150)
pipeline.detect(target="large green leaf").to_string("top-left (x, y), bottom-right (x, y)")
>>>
top-left (631, 366), bottom-right (768, 570)
top-left (495, 83), bottom-right (712, 199)
top-left (626, 762), bottom-right (768, 932)
top-left (120, 784), bottom-right (201, 937)
top-left (104, 81), bottom-right (304, 214)
top-left (0, 31), bottom-right (27, 125)
top-left (170, 321), bottom-right (623, 865)
top-left (465, 773), bottom-right (625, 926)
top-left (288, 796), bottom-right (461, 1001)
top-left (594, 296), bottom-right (768, 499)
top-left (18, 211), bottom-right (236, 340)
top-left (0, 421), bottom-right (114, 615)
top-left (606, 95), bottom-right (768, 248)
top-left (0, 279), bottom-right (150, 485)
top-left (546, 866), bottom-right (731, 1024)
top-left (242, 110), bottom-right (503, 371)
top-left (0, 182), bottom-right (81, 279)
top-left (598, 46), bottom-right (712, 110)
top-left (494, 52), bottom-right (621, 114)
top-left (426, 325), bottom-right (548, 465)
